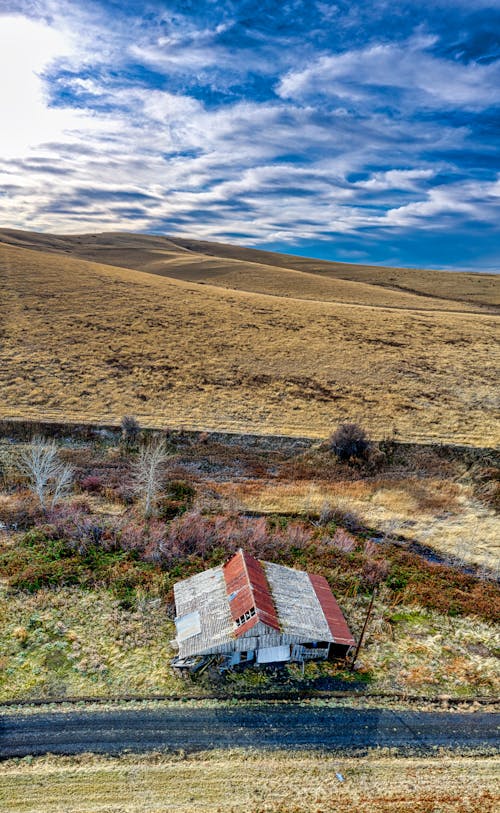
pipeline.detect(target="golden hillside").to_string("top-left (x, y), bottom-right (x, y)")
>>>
top-left (0, 228), bottom-right (497, 312)
top-left (1, 234), bottom-right (498, 445)
top-left (172, 236), bottom-right (500, 309)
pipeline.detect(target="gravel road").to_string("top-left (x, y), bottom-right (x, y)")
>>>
top-left (1, 705), bottom-right (498, 757)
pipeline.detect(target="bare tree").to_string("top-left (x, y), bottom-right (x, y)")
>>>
top-left (17, 437), bottom-right (74, 512)
top-left (132, 437), bottom-right (168, 519)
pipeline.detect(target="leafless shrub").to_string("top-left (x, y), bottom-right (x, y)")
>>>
top-left (330, 422), bottom-right (370, 462)
top-left (132, 438), bottom-right (169, 519)
top-left (363, 557), bottom-right (390, 586)
top-left (331, 527), bottom-right (357, 553)
top-left (283, 522), bottom-right (312, 548)
top-left (314, 500), bottom-right (364, 533)
top-left (363, 539), bottom-right (390, 585)
top-left (121, 415), bottom-right (140, 446)
top-left (317, 501), bottom-right (336, 526)
top-left (45, 503), bottom-right (109, 554)
top-left (16, 437), bottom-right (74, 512)
top-left (364, 539), bottom-right (379, 559)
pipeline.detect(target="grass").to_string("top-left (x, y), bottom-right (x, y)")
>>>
top-left (0, 435), bottom-right (498, 702)
top-left (4, 228), bottom-right (498, 309)
top-left (0, 585), bottom-right (182, 701)
top-left (167, 235), bottom-right (500, 309)
top-left (1, 751), bottom-right (499, 812)
top-left (1, 580), bottom-right (498, 702)
top-left (1, 237), bottom-right (499, 446)
top-left (214, 476), bottom-right (499, 570)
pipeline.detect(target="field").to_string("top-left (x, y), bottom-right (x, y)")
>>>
top-left (1, 434), bottom-right (499, 703)
top-left (1, 230), bottom-right (499, 445)
top-left (2, 228), bottom-right (499, 309)
top-left (1, 229), bottom-right (498, 706)
top-left (1, 751), bottom-right (499, 812)
top-left (1, 583), bottom-right (499, 702)
top-left (214, 468), bottom-right (500, 570)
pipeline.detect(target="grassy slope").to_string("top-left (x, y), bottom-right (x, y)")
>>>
top-left (1, 240), bottom-right (499, 445)
top-left (171, 235), bottom-right (500, 308)
top-left (1, 752), bottom-right (498, 813)
top-left (1, 227), bottom-right (497, 311)
top-left (1, 581), bottom-right (498, 701)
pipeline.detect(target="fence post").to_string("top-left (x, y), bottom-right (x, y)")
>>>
top-left (349, 587), bottom-right (377, 671)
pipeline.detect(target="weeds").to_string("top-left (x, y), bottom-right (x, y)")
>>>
top-left (0, 433), bottom-right (498, 702)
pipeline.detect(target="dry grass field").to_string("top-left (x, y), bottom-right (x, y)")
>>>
top-left (1, 751), bottom-right (498, 812)
top-left (1, 233), bottom-right (499, 445)
top-left (214, 477), bottom-right (499, 570)
top-left (2, 228), bottom-right (498, 309)
top-left (2, 580), bottom-right (499, 702)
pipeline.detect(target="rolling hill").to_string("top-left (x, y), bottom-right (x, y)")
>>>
top-left (0, 227), bottom-right (498, 311)
top-left (0, 229), bottom-right (498, 444)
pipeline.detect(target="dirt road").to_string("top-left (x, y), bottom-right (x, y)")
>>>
top-left (1, 704), bottom-right (498, 757)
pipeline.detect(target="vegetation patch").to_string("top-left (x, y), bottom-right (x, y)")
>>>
top-left (1, 751), bottom-right (499, 813)
top-left (0, 433), bottom-right (498, 702)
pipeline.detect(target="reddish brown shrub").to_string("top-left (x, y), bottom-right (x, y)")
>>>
top-left (79, 475), bottom-right (103, 494)
top-left (331, 528), bottom-right (357, 553)
top-left (363, 557), bottom-right (390, 586)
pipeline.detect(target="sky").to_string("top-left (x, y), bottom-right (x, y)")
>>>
top-left (0, 1), bottom-right (499, 271)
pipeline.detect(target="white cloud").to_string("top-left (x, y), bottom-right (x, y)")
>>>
top-left (355, 169), bottom-right (436, 191)
top-left (0, 14), bottom-right (114, 159)
top-left (278, 37), bottom-right (500, 111)
top-left (384, 177), bottom-right (500, 227)
top-left (0, 6), bottom-right (497, 262)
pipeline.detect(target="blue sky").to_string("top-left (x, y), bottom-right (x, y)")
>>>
top-left (0, 0), bottom-right (499, 271)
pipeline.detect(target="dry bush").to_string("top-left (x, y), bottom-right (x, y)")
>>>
top-left (330, 528), bottom-right (357, 553)
top-left (473, 466), bottom-right (500, 510)
top-left (121, 415), bottom-right (140, 445)
top-left (130, 512), bottom-right (314, 569)
top-left (43, 503), bottom-right (111, 554)
top-left (361, 540), bottom-right (391, 586)
top-left (132, 438), bottom-right (169, 518)
top-left (78, 475), bottom-right (104, 494)
top-left (0, 491), bottom-right (40, 528)
top-left (330, 422), bottom-right (370, 462)
top-left (16, 437), bottom-right (74, 512)
top-left (308, 498), bottom-right (365, 533)
top-left (363, 557), bottom-right (390, 586)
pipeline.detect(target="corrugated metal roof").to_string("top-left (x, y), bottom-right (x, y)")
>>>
top-left (223, 549), bottom-right (280, 636)
top-left (175, 611), bottom-right (201, 642)
top-left (173, 565), bottom-right (234, 658)
top-left (173, 550), bottom-right (355, 657)
top-left (309, 574), bottom-right (356, 646)
top-left (263, 561), bottom-right (333, 642)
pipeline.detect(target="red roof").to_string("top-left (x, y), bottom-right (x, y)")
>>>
top-left (223, 549), bottom-right (280, 636)
top-left (309, 574), bottom-right (356, 646)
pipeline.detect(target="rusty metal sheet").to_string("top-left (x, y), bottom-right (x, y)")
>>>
top-left (309, 574), bottom-right (355, 646)
top-left (223, 549), bottom-right (280, 636)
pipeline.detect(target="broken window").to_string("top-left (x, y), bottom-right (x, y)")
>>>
top-left (235, 607), bottom-right (256, 627)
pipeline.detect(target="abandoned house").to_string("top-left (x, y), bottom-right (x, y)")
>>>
top-left (172, 548), bottom-right (355, 668)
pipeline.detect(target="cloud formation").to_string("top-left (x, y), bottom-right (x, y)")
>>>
top-left (0, 0), bottom-right (499, 270)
